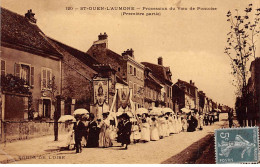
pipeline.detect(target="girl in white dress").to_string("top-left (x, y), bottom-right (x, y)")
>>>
top-left (150, 116), bottom-right (159, 141)
top-left (141, 114), bottom-right (150, 142)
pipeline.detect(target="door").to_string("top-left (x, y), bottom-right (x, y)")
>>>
top-left (43, 99), bottom-right (51, 118)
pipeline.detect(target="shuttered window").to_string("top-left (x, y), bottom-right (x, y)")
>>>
top-left (30, 67), bottom-right (34, 86)
top-left (1, 60), bottom-right (6, 76)
top-left (14, 63), bottom-right (34, 86)
top-left (41, 68), bottom-right (52, 90)
top-left (14, 63), bottom-right (21, 77)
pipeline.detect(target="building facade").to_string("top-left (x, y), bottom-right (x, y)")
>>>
top-left (1, 8), bottom-right (63, 121)
top-left (141, 57), bottom-right (173, 109)
top-left (87, 33), bottom-right (145, 111)
top-left (143, 66), bottom-right (163, 109)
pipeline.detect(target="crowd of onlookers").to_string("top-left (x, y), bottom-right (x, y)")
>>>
top-left (66, 110), bottom-right (219, 153)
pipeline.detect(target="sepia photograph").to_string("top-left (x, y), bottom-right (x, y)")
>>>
top-left (0, 0), bottom-right (259, 164)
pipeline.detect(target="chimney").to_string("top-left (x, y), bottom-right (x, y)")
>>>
top-left (98, 32), bottom-right (108, 40)
top-left (25, 9), bottom-right (37, 23)
top-left (122, 48), bottom-right (134, 58)
top-left (158, 57), bottom-right (163, 65)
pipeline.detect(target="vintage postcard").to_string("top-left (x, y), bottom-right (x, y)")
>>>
top-left (0, 0), bottom-right (259, 164)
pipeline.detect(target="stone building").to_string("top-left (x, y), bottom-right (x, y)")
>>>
top-left (143, 66), bottom-right (163, 109)
top-left (47, 38), bottom-right (99, 115)
top-left (141, 57), bottom-right (173, 109)
top-left (87, 33), bottom-right (145, 111)
top-left (172, 79), bottom-right (198, 111)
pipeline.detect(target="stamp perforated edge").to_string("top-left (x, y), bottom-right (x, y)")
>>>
top-left (214, 126), bottom-right (259, 164)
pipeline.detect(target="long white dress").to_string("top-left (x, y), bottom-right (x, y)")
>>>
top-left (163, 118), bottom-right (169, 137)
top-left (150, 120), bottom-right (159, 141)
top-left (168, 117), bottom-right (175, 134)
top-left (158, 117), bottom-right (164, 138)
top-left (66, 130), bottom-right (75, 149)
top-left (178, 117), bottom-right (182, 133)
top-left (173, 116), bottom-right (178, 134)
top-left (141, 119), bottom-right (150, 142)
top-left (133, 124), bottom-right (141, 140)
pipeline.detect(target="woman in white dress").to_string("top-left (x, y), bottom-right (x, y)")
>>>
top-left (66, 121), bottom-right (75, 150)
top-left (164, 116), bottom-right (170, 137)
top-left (150, 116), bottom-right (159, 141)
top-left (173, 115), bottom-right (178, 134)
top-left (168, 113), bottom-right (175, 135)
top-left (140, 114), bottom-right (150, 142)
top-left (182, 116), bottom-right (188, 132)
top-left (158, 115), bottom-right (164, 139)
top-left (177, 115), bottom-right (182, 133)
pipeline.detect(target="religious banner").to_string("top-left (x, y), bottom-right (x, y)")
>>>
top-left (93, 79), bottom-right (109, 106)
top-left (118, 87), bottom-right (130, 109)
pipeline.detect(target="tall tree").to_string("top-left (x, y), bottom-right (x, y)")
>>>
top-left (224, 4), bottom-right (260, 97)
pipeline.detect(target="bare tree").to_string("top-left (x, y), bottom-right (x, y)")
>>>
top-left (224, 4), bottom-right (260, 96)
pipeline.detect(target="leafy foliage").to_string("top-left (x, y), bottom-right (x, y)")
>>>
top-left (1, 74), bottom-right (31, 95)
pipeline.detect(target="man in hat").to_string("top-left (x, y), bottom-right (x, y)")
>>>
top-left (73, 115), bottom-right (85, 153)
top-left (121, 113), bottom-right (132, 149)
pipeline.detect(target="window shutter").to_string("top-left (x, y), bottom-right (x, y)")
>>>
top-left (41, 68), bottom-right (47, 90)
top-left (1, 60), bottom-right (6, 76)
top-left (30, 66), bottom-right (34, 87)
top-left (14, 63), bottom-right (20, 77)
top-left (47, 70), bottom-right (51, 89)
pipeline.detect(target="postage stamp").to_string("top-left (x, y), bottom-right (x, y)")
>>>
top-left (215, 127), bottom-right (259, 164)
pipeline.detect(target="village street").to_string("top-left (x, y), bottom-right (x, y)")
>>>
top-left (7, 113), bottom-right (230, 164)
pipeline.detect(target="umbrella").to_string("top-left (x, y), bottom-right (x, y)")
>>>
top-left (162, 108), bottom-right (174, 114)
top-left (150, 107), bottom-right (162, 116)
top-left (181, 108), bottom-right (192, 113)
top-left (73, 108), bottom-right (89, 115)
top-left (136, 108), bottom-right (148, 115)
top-left (58, 115), bottom-right (76, 122)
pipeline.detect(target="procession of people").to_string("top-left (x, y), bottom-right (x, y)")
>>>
top-left (61, 107), bottom-right (219, 153)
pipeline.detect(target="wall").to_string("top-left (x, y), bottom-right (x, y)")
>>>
top-left (1, 121), bottom-right (71, 143)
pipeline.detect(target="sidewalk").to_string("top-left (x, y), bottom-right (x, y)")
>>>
top-left (0, 133), bottom-right (68, 164)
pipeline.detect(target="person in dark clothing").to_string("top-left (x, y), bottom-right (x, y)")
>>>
top-left (117, 115), bottom-right (124, 145)
top-left (87, 113), bottom-right (100, 148)
top-left (121, 113), bottom-right (132, 150)
top-left (209, 115), bottom-right (214, 125)
top-left (187, 114), bottom-right (198, 132)
top-left (228, 111), bottom-right (233, 128)
top-left (73, 115), bottom-right (85, 153)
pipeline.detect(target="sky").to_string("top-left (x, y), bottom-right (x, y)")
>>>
top-left (2, 0), bottom-right (259, 107)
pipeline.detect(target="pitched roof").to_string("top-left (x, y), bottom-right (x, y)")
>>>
top-left (48, 37), bottom-right (100, 71)
top-left (1, 7), bottom-right (62, 58)
top-left (176, 79), bottom-right (198, 89)
top-left (141, 62), bottom-right (172, 85)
